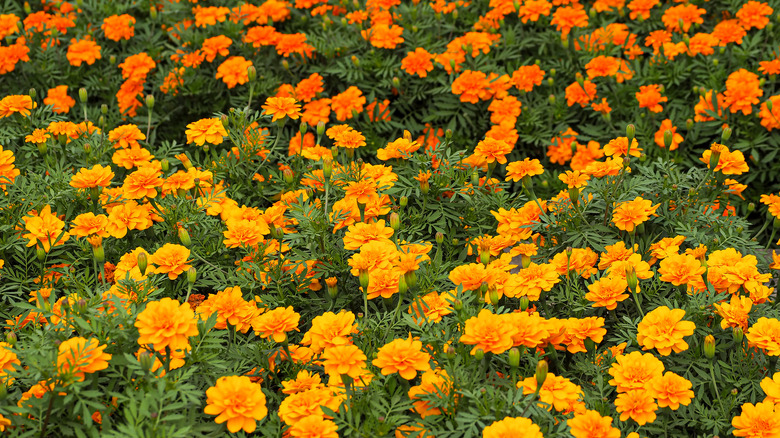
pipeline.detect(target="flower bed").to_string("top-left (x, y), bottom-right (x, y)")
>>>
top-left (0, 0), bottom-right (780, 436)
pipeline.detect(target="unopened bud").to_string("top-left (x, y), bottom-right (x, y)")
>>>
top-left (703, 334), bottom-right (715, 360)
top-left (283, 168), bottom-right (294, 184)
top-left (323, 159), bottom-right (333, 179)
top-left (721, 127), bottom-right (732, 142)
top-left (488, 288), bottom-right (499, 305)
top-left (359, 270), bottom-right (369, 289)
top-left (37, 246), bottom-right (46, 262)
top-left (519, 296), bottom-right (530, 311)
top-left (663, 130), bottom-right (673, 149)
top-left (435, 232), bottom-right (444, 245)
top-left (626, 266), bottom-right (638, 293)
top-left (79, 87), bottom-right (88, 104)
top-left (247, 65), bottom-right (257, 82)
top-left (282, 60), bottom-right (290, 70)
top-left (535, 359), bottom-right (548, 388)
top-left (508, 347), bottom-right (521, 368)
top-left (389, 212), bottom-right (400, 230)
top-left (686, 118), bottom-right (694, 130)
top-left (187, 267), bottom-right (197, 284)
top-left (398, 274), bottom-right (408, 295)
top-left (178, 228), bottom-right (192, 247)
top-left (767, 100), bottom-right (774, 112)
top-left (5, 331), bottom-right (17, 346)
top-left (93, 245), bottom-right (105, 264)
top-left (351, 55), bottom-right (360, 68)
top-left (733, 327), bottom-right (743, 343)
top-left (139, 350), bottom-right (155, 372)
top-left (399, 196), bottom-right (408, 208)
top-left (392, 77), bottom-right (400, 88)
top-left (137, 252), bottom-right (148, 275)
top-left (626, 124), bottom-right (635, 143)
top-left (445, 129), bottom-right (452, 139)
top-left (453, 299), bottom-right (463, 312)
top-left (474, 348), bottom-right (485, 360)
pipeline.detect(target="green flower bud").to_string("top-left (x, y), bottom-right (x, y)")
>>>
top-left (187, 267), bottom-right (197, 285)
top-left (178, 228), bottom-right (192, 248)
top-left (435, 232), bottom-right (444, 245)
top-left (453, 299), bottom-right (463, 312)
top-left (733, 327), bottom-right (743, 343)
top-left (721, 127), bottom-right (732, 142)
top-left (36, 246), bottom-right (46, 262)
top-left (535, 359), bottom-right (548, 388)
top-left (405, 270), bottom-right (417, 289)
top-left (399, 196), bottom-right (408, 208)
top-left (93, 245), bottom-right (105, 264)
top-left (488, 288), bottom-right (499, 306)
top-left (79, 87), bottom-right (88, 104)
top-left (703, 334), bottom-right (715, 360)
top-left (474, 348), bottom-right (485, 360)
top-left (663, 130), bottom-right (673, 149)
top-left (508, 347), bottom-right (521, 368)
top-left (359, 270), bottom-right (369, 289)
top-left (389, 212), bottom-right (400, 231)
top-left (137, 252), bottom-right (148, 275)
top-left (398, 274), bottom-right (408, 295)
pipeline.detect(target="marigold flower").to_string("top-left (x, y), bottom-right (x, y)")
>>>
top-left (289, 415), bottom-right (339, 438)
top-left (700, 143), bottom-right (749, 175)
top-left (43, 85), bottom-right (75, 114)
top-left (204, 375), bottom-right (267, 433)
top-left (551, 6), bottom-right (588, 38)
top-left (278, 387), bottom-right (344, 426)
top-left (22, 205), bottom-right (70, 252)
top-left (102, 14), bottom-right (135, 41)
top-left (216, 56), bottom-right (252, 89)
top-left (362, 23), bottom-right (405, 49)
top-left (372, 335), bottom-right (431, 380)
top-left (186, 118), bottom-right (228, 146)
top-left (252, 306), bottom-right (300, 343)
top-left (647, 372), bottom-right (694, 410)
top-left (402, 48), bottom-right (434, 77)
top-left (637, 306), bottom-right (695, 356)
top-left (452, 70), bottom-right (491, 104)
top-left (473, 137), bottom-right (512, 164)
top-left (136, 297), bottom-right (199, 353)
top-left (724, 69), bottom-right (763, 115)
top-left (737, 1), bottom-right (773, 30)
top-left (0, 342), bottom-right (20, 384)
top-left (511, 65), bottom-right (545, 92)
top-left (0, 95), bottom-right (35, 118)
top-left (615, 389), bottom-right (657, 425)
top-left (67, 38), bottom-right (102, 66)
top-left (567, 409), bottom-right (621, 438)
top-left (71, 212), bottom-right (110, 238)
top-left (747, 317), bottom-right (780, 356)
top-left (149, 243), bottom-right (192, 280)
top-left (759, 96), bottom-right (780, 131)
top-left (565, 79), bottom-right (598, 107)
top-left (263, 96), bottom-right (302, 122)
top-left (662, 4), bottom-right (706, 32)
top-left (460, 309), bottom-right (517, 355)
top-left (57, 337), bottom-right (111, 382)
top-left (520, 373), bottom-right (584, 413)
top-left (608, 351), bottom-right (664, 392)
top-left (654, 119), bottom-right (683, 150)
top-left (732, 401), bottom-right (780, 437)
top-left (197, 286), bottom-right (258, 333)
top-left (585, 275), bottom-right (628, 310)
top-left (409, 290), bottom-right (455, 325)
top-left (612, 196), bottom-right (659, 232)
top-left (505, 158), bottom-right (544, 182)
top-left (123, 167), bottom-right (163, 199)
top-left (109, 124), bottom-right (146, 149)
top-left (321, 344), bottom-right (367, 378)
top-left (301, 311), bottom-right (358, 354)
top-left (714, 294), bottom-right (752, 330)
top-left (483, 417), bottom-right (543, 438)
top-left (330, 86), bottom-right (365, 121)
top-left (636, 84), bottom-right (666, 113)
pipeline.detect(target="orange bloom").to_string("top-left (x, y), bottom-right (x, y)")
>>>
top-left (511, 65), bottom-right (545, 92)
top-left (732, 401), bottom-right (780, 437)
top-left (724, 69), bottom-right (762, 115)
top-left (585, 56), bottom-right (620, 79)
top-left (275, 33), bottom-right (316, 58)
top-left (196, 286), bottom-right (259, 333)
top-left (700, 143), bottom-right (749, 175)
top-left (737, 1), bottom-right (773, 30)
top-left (520, 373), bottom-right (584, 413)
top-left (647, 372), bottom-right (694, 410)
top-left (0, 95), bottom-right (36, 118)
top-left (109, 124), bottom-right (146, 149)
top-left (204, 376), bottom-right (267, 433)
top-left (301, 310), bottom-right (359, 353)
top-left (551, 6), bottom-right (588, 38)
top-left (71, 212), bottom-right (110, 238)
top-left (330, 86), bottom-right (365, 121)
top-left (123, 167), bottom-right (163, 199)
top-left (654, 119), bottom-right (683, 150)
top-left (202, 35), bottom-right (232, 62)
top-left (22, 205), bottom-right (70, 252)
top-left (662, 4), bottom-right (706, 32)
top-left (759, 96), bottom-right (780, 131)
top-left (714, 294), bottom-right (752, 330)
top-left (565, 80), bottom-right (597, 107)
top-left (70, 164), bottom-right (113, 190)
top-left (293, 73), bottom-right (324, 103)
top-left (636, 306), bottom-right (695, 355)
top-left (452, 70), bottom-right (491, 104)
top-left (636, 84), bottom-right (666, 113)
top-left (263, 96), bottom-right (302, 122)
top-left (505, 158), bottom-right (544, 182)
top-left (747, 317), bottom-right (780, 356)
top-left (57, 337), bottom-right (111, 382)
top-left (149, 243), bottom-right (192, 280)
top-left (362, 24), bottom-right (405, 49)
top-left (135, 297), bottom-right (199, 353)
top-left (484, 417), bottom-right (543, 438)
top-left (615, 389), bottom-right (657, 425)
top-left (712, 19), bottom-right (746, 46)
top-left (473, 137), bottom-right (512, 164)
top-left (658, 253), bottom-right (705, 286)
top-left (627, 0), bottom-right (659, 19)
top-left (278, 387), bottom-right (344, 426)
top-left (193, 5), bottom-right (230, 27)
top-left (585, 275), bottom-right (628, 310)
top-left (612, 196), bottom-right (659, 232)
top-left (459, 309), bottom-right (517, 355)
top-left (67, 38), bottom-right (102, 66)
top-left (518, 0), bottom-right (552, 23)
top-left (216, 56), bottom-right (252, 89)
top-left (321, 344), bottom-right (367, 378)
top-left (44, 85), bottom-right (75, 114)
top-left (401, 48), bottom-right (434, 77)
top-left (372, 336), bottom-right (431, 380)
top-left (252, 306), bottom-right (300, 343)
top-left (102, 14), bottom-right (135, 41)
top-left (608, 351), bottom-right (664, 392)
top-left (186, 118), bottom-right (228, 146)
top-left (567, 410), bottom-right (621, 438)
top-left (288, 415), bottom-right (339, 438)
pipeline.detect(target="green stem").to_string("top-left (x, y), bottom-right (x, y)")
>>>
top-left (709, 362), bottom-right (727, 418)
top-left (631, 291), bottom-right (645, 318)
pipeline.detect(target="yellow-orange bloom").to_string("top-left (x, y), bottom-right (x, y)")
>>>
top-left (732, 401), bottom-right (780, 437)
top-left (252, 306), bottom-right (300, 343)
top-left (70, 164), bottom-right (114, 189)
top-left (57, 337), bottom-right (112, 382)
top-left (262, 96), bottom-right (302, 122)
top-left (459, 309), bottom-right (517, 355)
top-left (611, 196), bottom-right (659, 232)
top-left (372, 336), bottom-right (431, 380)
top-left (185, 118), bottom-right (228, 146)
top-left (204, 375), bottom-right (268, 433)
top-left (149, 243), bottom-right (192, 280)
top-left (135, 297), bottom-right (199, 353)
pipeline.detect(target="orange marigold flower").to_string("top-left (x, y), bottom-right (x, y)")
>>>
top-left (102, 14), bottom-right (135, 41)
top-left (202, 35), bottom-right (232, 62)
top-left (636, 306), bottom-right (695, 356)
top-left (611, 196), bottom-right (659, 232)
top-left (551, 6), bottom-right (588, 38)
top-left (759, 95), bottom-right (780, 131)
top-left (275, 33), bottom-right (316, 58)
top-left (636, 84), bottom-right (666, 113)
top-left (473, 137), bottom-right (512, 164)
top-left (585, 275), bottom-right (628, 310)
top-left (712, 19), bottom-right (747, 46)
top-left (278, 387), bottom-right (344, 426)
top-left (654, 119), bottom-right (683, 150)
top-left (484, 417), bottom-right (543, 438)
top-left (330, 86), bottom-right (365, 121)
top-left (321, 344), bottom-right (367, 378)
top-left (0, 95), bottom-right (36, 118)
top-left (262, 96), bottom-right (302, 122)
top-left (109, 124), bottom-right (146, 149)
top-left (647, 372), bottom-right (694, 410)
top-left (252, 306), bottom-right (300, 343)
top-left (57, 337), bottom-right (111, 382)
top-left (216, 56), bottom-right (252, 89)
top-left (518, 0), bottom-right (552, 23)
top-left (585, 55), bottom-right (620, 79)
top-left (70, 164), bottom-right (113, 190)
top-left (567, 409), bottom-right (621, 438)
top-left (135, 297), bottom-right (199, 353)
top-left (288, 415), bottom-right (339, 438)
top-left (658, 253), bottom-right (705, 286)
top-left (627, 0), bottom-right (659, 20)
top-left (301, 310), bottom-right (358, 353)
top-left (565, 79), bottom-right (597, 107)
top-left (372, 335), bottom-right (431, 380)
top-left (508, 262), bottom-right (560, 300)
top-left (402, 48), bottom-right (434, 77)
top-left (43, 85), bottom-right (75, 114)
top-left (520, 373), bottom-right (584, 414)
top-left (293, 73), bottom-right (324, 103)
top-left (197, 286), bottom-right (259, 333)
top-left (186, 118), bottom-right (228, 146)
top-left (204, 375), bottom-right (267, 433)
top-left (21, 205), bottom-right (70, 252)
top-left (362, 23), bottom-right (404, 49)
top-left (564, 317), bottom-right (607, 354)
top-left (714, 294), bottom-right (752, 330)
top-left (732, 401), bottom-right (780, 437)
top-left (71, 212), bottom-right (109, 238)
top-left (459, 309), bottom-right (517, 355)
top-left (724, 69), bottom-right (762, 115)
top-left (747, 317), bottom-right (780, 356)
top-left (67, 38), bottom-right (102, 67)
top-left (737, 1), bottom-right (773, 30)
top-left (615, 389), bottom-right (657, 425)
top-left (193, 5), bottom-right (230, 27)
top-left (662, 4), bottom-right (705, 32)
top-left (608, 350), bottom-right (664, 392)
top-left (123, 167), bottom-right (163, 199)
top-left (603, 137), bottom-right (640, 157)
top-left (452, 70), bottom-right (491, 104)
top-left (511, 65), bottom-right (545, 92)
top-left (505, 158), bottom-right (544, 182)
top-left (149, 243), bottom-right (192, 280)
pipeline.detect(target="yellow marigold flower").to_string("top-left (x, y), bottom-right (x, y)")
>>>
top-left (135, 297), bottom-right (199, 353)
top-left (483, 417), bottom-right (543, 438)
top-left (57, 337), bottom-right (112, 382)
top-left (372, 335), bottom-right (431, 380)
top-left (342, 220), bottom-right (394, 251)
top-left (505, 158), bottom-right (544, 182)
top-left (657, 253), bottom-right (705, 286)
top-left (503, 262), bottom-right (560, 300)
top-left (70, 212), bottom-right (110, 238)
top-left (320, 344), bottom-right (367, 379)
top-left (0, 342), bottom-right (20, 384)
top-left (567, 409), bottom-right (621, 438)
top-left (647, 372), bottom-right (694, 410)
top-left (262, 96), bottom-right (302, 122)
top-left (611, 196), bottom-right (659, 232)
top-left (204, 375), bottom-right (268, 433)
top-left (300, 310), bottom-right (359, 353)
top-left (760, 371), bottom-right (780, 405)
top-left (714, 294), bottom-right (753, 330)
top-left (608, 351), bottom-right (664, 392)
top-left (196, 286), bottom-right (258, 333)
top-left (21, 205), bottom-right (70, 252)
top-left (122, 166), bottom-right (163, 200)
top-left (251, 306), bottom-right (300, 343)
top-left (149, 243), bottom-right (191, 280)
top-left (747, 317), bottom-right (780, 356)
top-left (108, 124), bottom-right (146, 149)
top-left (559, 169), bottom-right (589, 188)
top-left (408, 369), bottom-right (452, 419)
top-left (185, 117), bottom-right (228, 146)
top-left (520, 373), bottom-right (584, 413)
top-left (25, 128), bottom-right (50, 145)
top-left (636, 306), bottom-right (695, 356)
top-left (288, 415), bottom-right (339, 438)
top-left (614, 389), bottom-right (657, 425)
top-left (70, 164), bottom-right (114, 189)
top-left (278, 387), bottom-right (344, 426)
top-left (585, 275), bottom-right (629, 310)
top-left (732, 401), bottom-right (780, 437)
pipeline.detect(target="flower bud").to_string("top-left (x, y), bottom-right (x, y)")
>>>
top-left (733, 327), bottom-right (743, 343)
top-left (398, 274), bottom-right (408, 295)
top-left (445, 129), bottom-right (453, 139)
top-left (323, 158), bottom-right (333, 180)
top-left (535, 359), bottom-right (548, 388)
top-left (37, 142), bottom-right (47, 155)
top-left (480, 249), bottom-right (490, 266)
top-left (547, 77), bottom-right (554, 86)
top-left (351, 55), bottom-right (360, 68)
top-left (584, 338), bottom-right (596, 354)
top-left (446, 345), bottom-right (456, 359)
top-left (471, 170), bottom-right (479, 187)
top-left (389, 212), bottom-right (400, 230)
top-left (37, 246), bottom-right (46, 262)
top-left (137, 252), bottom-right (148, 275)
top-left (247, 65), bottom-right (257, 83)
top-left (79, 87), bottom-right (88, 104)
top-left (474, 349), bottom-right (485, 360)
top-left (748, 202), bottom-right (755, 213)
top-left (283, 168), bottom-right (294, 184)
top-left (435, 232), bottom-right (444, 245)
top-left (282, 60), bottom-right (290, 70)
top-left (392, 77), bottom-right (400, 88)
top-left (24, 1), bottom-right (31, 14)
top-left (519, 296), bottom-right (530, 311)
top-left (110, 55), bottom-right (116, 64)
top-left (703, 334), bottom-right (715, 360)
top-left (508, 347), bottom-right (521, 368)
top-left (93, 244), bottom-right (105, 264)
top-left (326, 277), bottom-right (338, 299)
top-left (767, 100), bottom-right (774, 112)
top-left (453, 299), bottom-right (463, 312)
top-left (359, 270), bottom-right (369, 289)
top-left (488, 288), bottom-right (499, 306)
top-left (663, 130), bottom-right (673, 149)
top-left (178, 228), bottom-right (192, 248)
top-left (420, 178), bottom-right (429, 194)
top-left (626, 266), bottom-right (638, 293)
top-left (187, 267), bottom-right (197, 285)
top-left (399, 196), bottom-right (408, 208)
top-left (5, 331), bottom-right (17, 346)
top-left (405, 271), bottom-right (417, 289)
top-left (139, 350), bottom-right (155, 372)
top-left (709, 148), bottom-right (722, 170)
top-left (721, 127), bottom-right (732, 142)
top-left (548, 94), bottom-right (556, 104)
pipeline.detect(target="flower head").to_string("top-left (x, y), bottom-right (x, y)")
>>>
top-left (149, 243), bottom-right (191, 280)
top-left (185, 118), bottom-right (228, 146)
top-left (372, 336), bottom-right (431, 380)
top-left (57, 337), bottom-right (111, 382)
top-left (204, 375), bottom-right (267, 433)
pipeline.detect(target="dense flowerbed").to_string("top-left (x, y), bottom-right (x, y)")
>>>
top-left (1, 0), bottom-right (780, 436)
